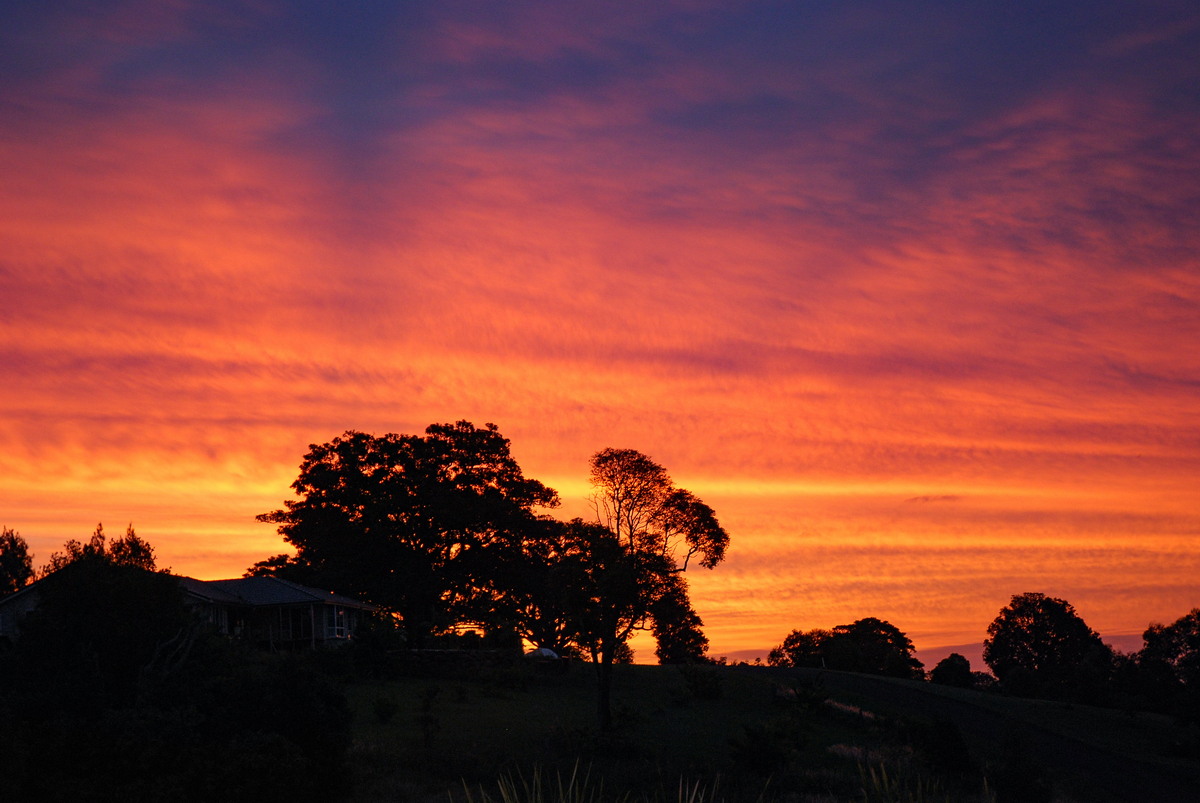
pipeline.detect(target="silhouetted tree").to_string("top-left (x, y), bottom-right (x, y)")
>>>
top-left (583, 448), bottom-right (729, 728)
top-left (767, 618), bottom-right (923, 678)
top-left (1142, 608), bottom-right (1200, 689)
top-left (930, 653), bottom-right (974, 688)
top-left (254, 422), bottom-right (558, 646)
top-left (39, 523), bottom-right (158, 576)
top-left (589, 448), bottom-right (729, 572)
top-left (0, 526), bottom-right (34, 596)
top-left (825, 617), bottom-right (925, 679)
top-left (12, 558), bottom-right (190, 712)
top-left (495, 518), bottom-right (588, 657)
top-left (650, 573), bottom-right (709, 664)
top-left (552, 518), bottom-right (670, 728)
top-left (983, 592), bottom-right (1112, 700)
top-left (768, 628), bottom-right (832, 668)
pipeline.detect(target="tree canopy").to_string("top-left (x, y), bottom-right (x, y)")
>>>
top-left (768, 618), bottom-right (923, 679)
top-left (254, 422), bottom-right (559, 645)
top-left (983, 592), bottom-right (1111, 700)
top-left (1141, 608), bottom-right (1200, 689)
top-left (929, 653), bottom-right (974, 688)
top-left (589, 447), bottom-right (728, 570)
top-left (39, 523), bottom-right (158, 576)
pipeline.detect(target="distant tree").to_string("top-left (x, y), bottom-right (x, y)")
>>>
top-left (768, 628), bottom-right (831, 668)
top-left (930, 653), bottom-right (974, 688)
top-left (767, 619), bottom-right (923, 679)
top-left (0, 526), bottom-right (34, 596)
top-left (108, 525), bottom-right (158, 570)
top-left (1142, 608), bottom-right (1200, 689)
top-left (983, 592), bottom-right (1112, 700)
top-left (825, 617), bottom-right (925, 679)
top-left (39, 523), bottom-right (158, 576)
top-left (254, 423), bottom-right (559, 646)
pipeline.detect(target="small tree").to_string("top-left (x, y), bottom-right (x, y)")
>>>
top-left (40, 523), bottom-right (158, 576)
top-left (930, 653), bottom-right (974, 688)
top-left (0, 526), bottom-right (34, 596)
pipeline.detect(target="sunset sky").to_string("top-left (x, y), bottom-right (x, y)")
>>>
top-left (3, 0), bottom-right (1198, 663)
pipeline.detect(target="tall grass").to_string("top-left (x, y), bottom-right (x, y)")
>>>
top-left (455, 762), bottom-right (733, 803)
top-left (858, 761), bottom-right (995, 803)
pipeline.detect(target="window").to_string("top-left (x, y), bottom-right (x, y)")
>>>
top-left (326, 606), bottom-right (347, 639)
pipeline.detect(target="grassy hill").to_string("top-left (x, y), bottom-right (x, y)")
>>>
top-left (343, 658), bottom-right (1200, 802)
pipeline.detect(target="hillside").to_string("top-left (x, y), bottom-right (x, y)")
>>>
top-left (341, 661), bottom-right (1200, 801)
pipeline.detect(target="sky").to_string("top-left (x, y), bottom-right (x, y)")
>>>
top-left (2, 0), bottom-right (1198, 664)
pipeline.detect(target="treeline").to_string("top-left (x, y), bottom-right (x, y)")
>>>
top-left (767, 592), bottom-right (1200, 720)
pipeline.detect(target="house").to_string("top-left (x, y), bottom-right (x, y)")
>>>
top-left (179, 575), bottom-right (376, 648)
top-left (0, 571), bottom-right (375, 649)
top-left (0, 581), bottom-right (42, 646)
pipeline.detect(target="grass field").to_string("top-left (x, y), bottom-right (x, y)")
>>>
top-left (340, 661), bottom-right (1002, 802)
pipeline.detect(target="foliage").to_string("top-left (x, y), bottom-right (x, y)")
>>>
top-left (768, 628), bottom-right (831, 668)
top-left (0, 525), bottom-right (34, 596)
top-left (768, 618), bottom-right (924, 679)
top-left (588, 448), bottom-right (728, 571)
top-left (983, 592), bottom-right (1111, 701)
top-left (39, 523), bottom-right (158, 576)
top-left (254, 422), bottom-right (558, 646)
top-left (825, 618), bottom-right (924, 679)
top-left (651, 575), bottom-right (710, 665)
top-left (858, 761), bottom-right (952, 803)
top-left (1141, 608), bottom-right (1200, 689)
top-left (929, 653), bottom-right (974, 688)
top-left (10, 557), bottom-right (192, 713)
top-left (578, 448), bottom-right (729, 727)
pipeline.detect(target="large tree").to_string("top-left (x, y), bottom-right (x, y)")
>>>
top-left (0, 526), bottom-right (34, 596)
top-left (983, 592), bottom-right (1112, 699)
top-left (254, 422), bottom-right (558, 646)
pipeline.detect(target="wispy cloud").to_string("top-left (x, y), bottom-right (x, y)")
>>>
top-left (1, 0), bottom-right (1197, 653)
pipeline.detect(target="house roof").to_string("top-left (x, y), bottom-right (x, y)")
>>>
top-left (2, 571), bottom-right (376, 613)
top-left (186, 576), bottom-right (376, 610)
top-left (177, 575), bottom-right (245, 605)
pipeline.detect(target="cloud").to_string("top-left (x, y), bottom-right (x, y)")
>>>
top-left (1, 0), bottom-right (1198, 654)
